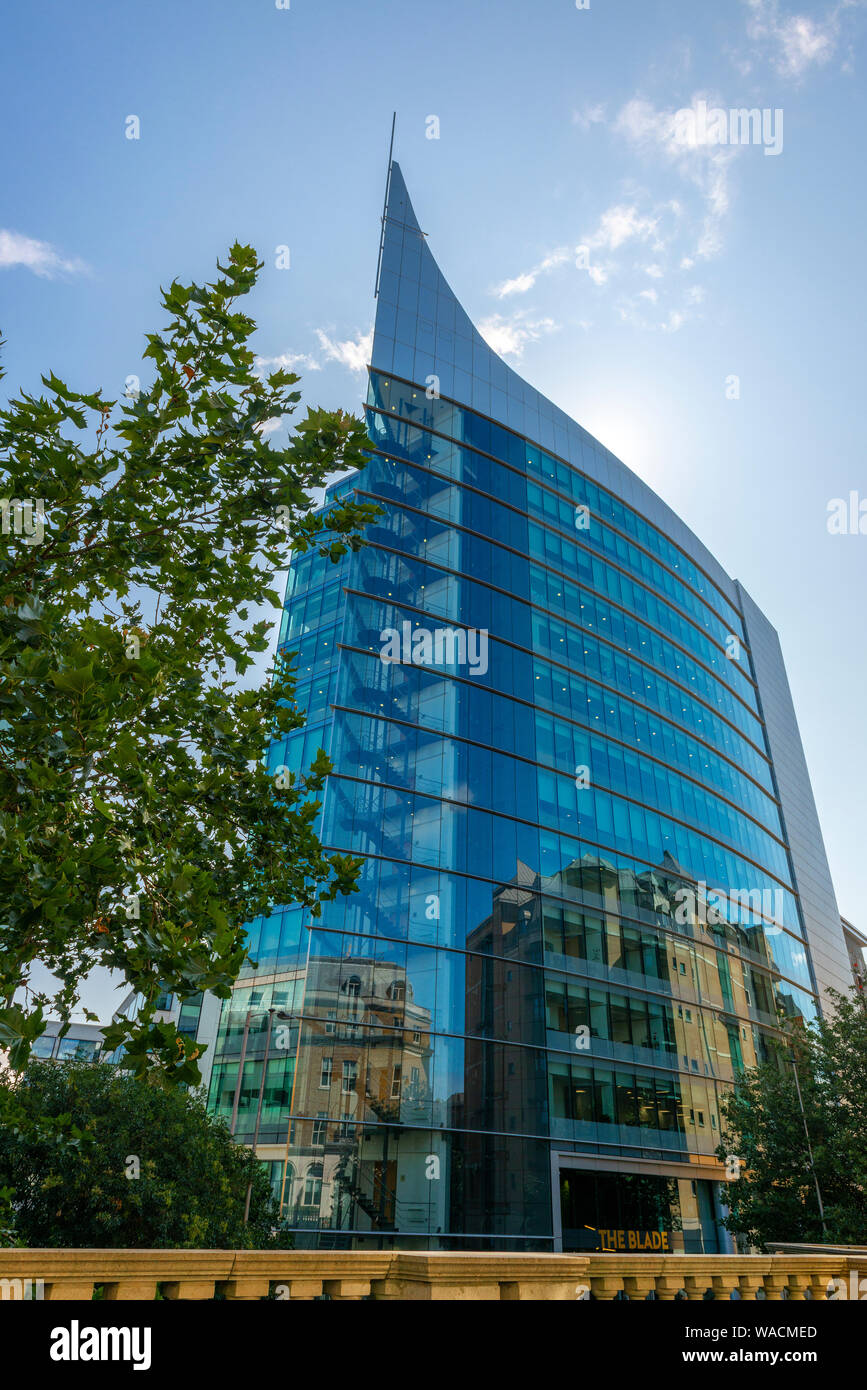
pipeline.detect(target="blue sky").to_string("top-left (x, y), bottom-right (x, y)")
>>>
top-left (2, 0), bottom-right (865, 1018)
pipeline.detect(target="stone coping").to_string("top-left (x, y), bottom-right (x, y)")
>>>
top-left (0, 1249), bottom-right (855, 1301)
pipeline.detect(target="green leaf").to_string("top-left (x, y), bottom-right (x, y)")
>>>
top-left (0, 243), bottom-right (370, 1090)
top-left (49, 665), bottom-right (95, 696)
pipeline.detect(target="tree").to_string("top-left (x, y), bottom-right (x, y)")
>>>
top-left (718, 989), bottom-right (867, 1248)
top-left (0, 244), bottom-right (380, 1082)
top-left (0, 1059), bottom-right (284, 1248)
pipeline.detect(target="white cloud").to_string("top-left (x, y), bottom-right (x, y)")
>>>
top-left (616, 287), bottom-right (701, 334)
top-left (489, 190), bottom-right (685, 318)
top-left (493, 247), bottom-right (573, 298)
top-left (487, 0), bottom-right (862, 342)
top-left (0, 229), bottom-right (87, 278)
top-left (315, 327), bottom-right (374, 374)
top-left (486, 86), bottom-right (748, 336)
top-left (494, 271), bottom-right (536, 296)
top-left (496, 271), bottom-right (537, 297)
top-left (614, 95), bottom-right (740, 262)
top-left (490, 200), bottom-right (664, 306)
top-left (585, 204), bottom-right (661, 253)
top-left (540, 248), bottom-right (574, 273)
top-left (256, 329), bottom-right (374, 383)
top-left (742, 0), bottom-right (852, 78)
top-left (572, 102), bottom-right (607, 131)
top-left (477, 312), bottom-right (558, 360)
top-left (780, 15), bottom-right (836, 71)
top-left (697, 158), bottom-right (734, 259)
top-left (614, 96), bottom-right (681, 154)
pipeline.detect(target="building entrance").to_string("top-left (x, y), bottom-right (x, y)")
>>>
top-left (560, 1168), bottom-right (722, 1253)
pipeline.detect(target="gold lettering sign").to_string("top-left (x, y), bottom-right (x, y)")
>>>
top-left (598, 1229), bottom-right (671, 1252)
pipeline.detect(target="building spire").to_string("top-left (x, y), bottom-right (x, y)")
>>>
top-left (374, 112), bottom-right (397, 299)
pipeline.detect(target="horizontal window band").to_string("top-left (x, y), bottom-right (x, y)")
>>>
top-left (338, 587), bottom-right (770, 786)
top-left (245, 816), bottom-right (809, 971)
top-left (332, 620), bottom-right (775, 796)
top-left (311, 843), bottom-right (810, 973)
top-left (216, 993), bottom-right (800, 1064)
top-left (324, 766), bottom-right (798, 905)
top-left (236, 1103), bottom-right (724, 1154)
top-left (360, 446), bottom-right (751, 677)
top-left (328, 697), bottom-right (786, 853)
top-left (365, 371), bottom-right (743, 636)
top-left (347, 538), bottom-right (765, 749)
top-left (356, 499), bottom-right (760, 726)
top-left (237, 915), bottom-right (816, 1039)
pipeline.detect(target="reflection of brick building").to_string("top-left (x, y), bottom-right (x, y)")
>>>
top-left (29, 1019), bottom-right (108, 1064)
top-left (462, 867), bottom-right (547, 1236)
top-left (842, 917), bottom-right (867, 1001)
top-left (532, 851), bottom-right (794, 1249)
top-left (251, 954), bottom-right (437, 1239)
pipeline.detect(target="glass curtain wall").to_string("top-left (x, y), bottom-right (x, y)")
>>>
top-left (207, 164), bottom-right (821, 1252)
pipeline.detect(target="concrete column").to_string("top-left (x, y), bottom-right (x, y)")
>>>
top-left (161, 1280), bottom-right (218, 1300)
top-left (216, 1278), bottom-right (271, 1300)
top-left (323, 1279), bottom-right (371, 1300)
top-left (102, 1280), bottom-right (158, 1300)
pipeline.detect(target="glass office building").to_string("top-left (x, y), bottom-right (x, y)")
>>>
top-left (207, 162), bottom-right (852, 1252)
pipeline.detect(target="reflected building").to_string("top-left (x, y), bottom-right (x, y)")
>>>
top-left (29, 1020), bottom-right (108, 1064)
top-left (841, 917), bottom-right (867, 1002)
top-left (206, 159), bottom-right (852, 1252)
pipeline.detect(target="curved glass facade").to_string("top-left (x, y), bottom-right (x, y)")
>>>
top-left (207, 163), bottom-right (851, 1254)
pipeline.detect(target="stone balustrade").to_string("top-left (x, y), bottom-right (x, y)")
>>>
top-left (0, 1249), bottom-right (861, 1301)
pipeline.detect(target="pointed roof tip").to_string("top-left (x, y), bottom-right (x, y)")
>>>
top-left (385, 160), bottom-right (422, 235)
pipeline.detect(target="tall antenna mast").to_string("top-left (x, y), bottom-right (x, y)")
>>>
top-left (374, 111), bottom-right (397, 299)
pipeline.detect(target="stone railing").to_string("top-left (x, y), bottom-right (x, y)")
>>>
top-left (0, 1249), bottom-right (863, 1301)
